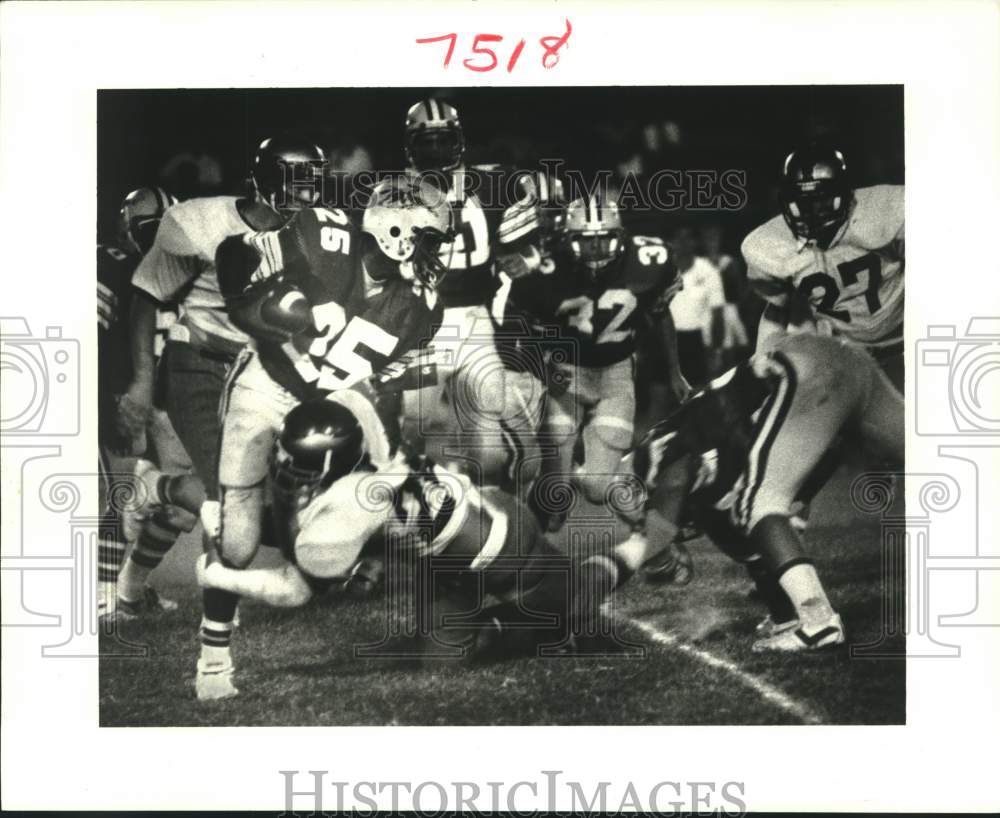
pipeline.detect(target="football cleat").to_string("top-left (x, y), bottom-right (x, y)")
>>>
top-left (114, 586), bottom-right (179, 620)
top-left (121, 459), bottom-right (164, 543)
top-left (195, 658), bottom-right (239, 701)
top-left (752, 612), bottom-right (845, 652)
top-left (754, 613), bottom-right (800, 640)
top-left (641, 540), bottom-right (694, 586)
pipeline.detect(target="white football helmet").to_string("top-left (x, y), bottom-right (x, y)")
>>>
top-left (361, 177), bottom-right (454, 288)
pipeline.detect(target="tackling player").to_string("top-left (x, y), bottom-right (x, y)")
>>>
top-left (192, 398), bottom-right (652, 686)
top-left (509, 195), bottom-right (686, 531)
top-left (98, 187), bottom-right (195, 619)
top-left (626, 333), bottom-right (903, 650)
top-left (742, 146), bottom-right (904, 390)
top-left (196, 177), bottom-right (452, 699)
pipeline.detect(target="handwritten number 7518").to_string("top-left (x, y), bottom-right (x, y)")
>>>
top-left (416, 19), bottom-right (572, 73)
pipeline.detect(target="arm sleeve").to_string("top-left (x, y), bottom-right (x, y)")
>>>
top-left (131, 210), bottom-right (200, 301)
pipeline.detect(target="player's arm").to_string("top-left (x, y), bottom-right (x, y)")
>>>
top-left (216, 233), bottom-right (314, 343)
top-left (657, 307), bottom-right (691, 403)
top-left (115, 288), bottom-right (162, 446)
top-left (198, 554), bottom-right (315, 608)
top-left (494, 172), bottom-right (544, 278)
top-left (124, 210), bottom-right (197, 414)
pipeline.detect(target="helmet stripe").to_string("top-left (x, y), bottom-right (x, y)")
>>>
top-left (429, 98), bottom-right (440, 121)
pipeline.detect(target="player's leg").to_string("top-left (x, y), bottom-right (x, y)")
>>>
top-left (856, 345), bottom-right (905, 467)
top-left (115, 409), bottom-right (196, 615)
top-left (576, 359), bottom-right (636, 506)
top-left (96, 446), bottom-right (133, 617)
top-left (528, 373), bottom-right (584, 531)
top-left (196, 353), bottom-right (292, 699)
top-left (739, 336), bottom-right (869, 650)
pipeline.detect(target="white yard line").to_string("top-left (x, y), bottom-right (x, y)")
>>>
top-left (621, 613), bottom-right (826, 725)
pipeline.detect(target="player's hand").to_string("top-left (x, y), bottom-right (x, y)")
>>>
top-left (497, 244), bottom-right (542, 279)
top-left (669, 372), bottom-right (693, 405)
top-left (115, 387), bottom-right (152, 455)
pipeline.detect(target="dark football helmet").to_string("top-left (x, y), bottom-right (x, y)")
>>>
top-left (779, 147), bottom-right (851, 243)
top-left (564, 195), bottom-right (626, 277)
top-left (405, 99), bottom-right (464, 172)
top-left (118, 187), bottom-right (177, 255)
top-left (271, 399), bottom-right (365, 501)
top-left (251, 135), bottom-right (326, 218)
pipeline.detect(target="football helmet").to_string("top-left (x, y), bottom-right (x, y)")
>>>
top-left (361, 177), bottom-right (454, 289)
top-left (271, 399), bottom-right (365, 502)
top-left (523, 171), bottom-right (567, 253)
top-left (564, 195), bottom-right (625, 276)
top-left (251, 135), bottom-right (326, 218)
top-left (117, 187), bottom-right (177, 255)
top-left (405, 99), bottom-right (465, 172)
top-left (779, 147), bottom-right (851, 243)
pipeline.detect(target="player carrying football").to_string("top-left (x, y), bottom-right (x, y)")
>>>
top-left (742, 146), bottom-right (904, 389)
top-left (626, 333), bottom-right (904, 650)
top-left (196, 177), bottom-right (453, 700)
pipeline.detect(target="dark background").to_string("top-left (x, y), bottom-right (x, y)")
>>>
top-left (98, 85), bottom-right (903, 253)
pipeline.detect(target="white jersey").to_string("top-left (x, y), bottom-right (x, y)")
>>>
top-left (132, 196), bottom-right (251, 355)
top-left (742, 185), bottom-right (904, 347)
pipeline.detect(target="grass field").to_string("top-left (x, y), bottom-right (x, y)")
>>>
top-left (99, 466), bottom-right (904, 726)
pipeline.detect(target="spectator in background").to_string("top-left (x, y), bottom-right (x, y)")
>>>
top-left (700, 221), bottom-right (750, 368)
top-left (667, 225), bottom-right (726, 386)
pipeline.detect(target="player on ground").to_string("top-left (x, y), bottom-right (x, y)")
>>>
top-left (626, 333), bottom-right (903, 650)
top-left (192, 398), bottom-right (651, 683)
top-left (98, 187), bottom-right (196, 619)
top-left (400, 99), bottom-right (544, 487)
top-left (509, 194), bottom-right (686, 531)
top-left (194, 177), bottom-right (453, 700)
top-left (742, 146), bottom-right (904, 389)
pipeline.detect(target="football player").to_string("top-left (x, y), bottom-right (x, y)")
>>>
top-left (126, 134), bottom-right (323, 645)
top-left (626, 333), bottom-right (903, 650)
top-left (400, 99), bottom-right (544, 489)
top-left (195, 177), bottom-right (452, 700)
top-left (742, 146), bottom-right (904, 390)
top-left (193, 398), bottom-right (651, 686)
top-left (98, 187), bottom-right (196, 619)
top-left (509, 195), bottom-right (686, 531)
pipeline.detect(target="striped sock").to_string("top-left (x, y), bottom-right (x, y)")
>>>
top-left (118, 512), bottom-right (180, 602)
top-left (199, 616), bottom-right (235, 667)
top-left (98, 533), bottom-right (126, 584)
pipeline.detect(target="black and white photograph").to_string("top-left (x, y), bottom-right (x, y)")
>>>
top-left (2, 2), bottom-right (997, 813)
top-left (94, 85), bottom-right (906, 726)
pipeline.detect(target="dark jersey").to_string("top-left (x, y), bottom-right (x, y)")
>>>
top-left (97, 243), bottom-right (178, 400)
top-left (632, 358), bottom-right (779, 535)
top-left (509, 235), bottom-right (679, 368)
top-left (97, 243), bottom-right (139, 399)
top-left (218, 206), bottom-right (443, 401)
top-left (428, 165), bottom-right (536, 308)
